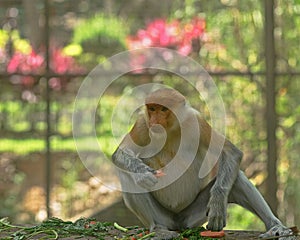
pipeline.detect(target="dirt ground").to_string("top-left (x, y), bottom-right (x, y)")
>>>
top-left (0, 224), bottom-right (265, 240)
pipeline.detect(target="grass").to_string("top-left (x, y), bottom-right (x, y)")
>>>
top-left (0, 138), bottom-right (46, 155)
top-left (0, 136), bottom-right (117, 156)
top-left (0, 217), bottom-right (217, 240)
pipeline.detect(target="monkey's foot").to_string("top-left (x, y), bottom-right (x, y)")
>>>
top-left (259, 225), bottom-right (297, 240)
top-left (151, 227), bottom-right (179, 240)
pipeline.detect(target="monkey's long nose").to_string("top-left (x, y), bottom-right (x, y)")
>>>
top-left (150, 124), bottom-right (165, 133)
top-left (149, 116), bottom-right (159, 127)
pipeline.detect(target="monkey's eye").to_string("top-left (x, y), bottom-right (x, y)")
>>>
top-left (148, 106), bottom-right (155, 112)
top-left (161, 106), bottom-right (168, 112)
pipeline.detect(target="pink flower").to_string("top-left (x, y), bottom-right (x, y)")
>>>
top-left (49, 77), bottom-right (61, 90)
top-left (126, 17), bottom-right (205, 52)
top-left (126, 17), bottom-right (206, 71)
top-left (6, 45), bottom-right (84, 90)
top-left (137, 30), bottom-right (153, 47)
top-left (27, 51), bottom-right (44, 69)
top-left (147, 19), bottom-right (166, 41)
top-left (178, 42), bottom-right (192, 56)
top-left (7, 50), bottom-right (44, 74)
top-left (21, 76), bottom-right (35, 86)
top-left (7, 53), bottom-right (23, 73)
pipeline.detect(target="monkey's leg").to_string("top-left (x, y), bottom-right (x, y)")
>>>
top-left (122, 192), bottom-right (179, 239)
top-left (177, 180), bottom-right (215, 228)
top-left (228, 170), bottom-right (281, 229)
top-left (229, 171), bottom-right (296, 240)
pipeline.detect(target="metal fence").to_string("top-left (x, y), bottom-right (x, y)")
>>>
top-left (0, 0), bottom-right (299, 225)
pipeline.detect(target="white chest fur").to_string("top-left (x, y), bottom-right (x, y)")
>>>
top-left (150, 148), bottom-right (213, 213)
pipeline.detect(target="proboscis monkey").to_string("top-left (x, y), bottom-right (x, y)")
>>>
top-left (112, 88), bottom-right (295, 240)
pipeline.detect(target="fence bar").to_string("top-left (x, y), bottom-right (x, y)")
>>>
top-left (264, 0), bottom-right (278, 214)
top-left (1, 70), bottom-right (300, 80)
top-left (44, 0), bottom-right (52, 218)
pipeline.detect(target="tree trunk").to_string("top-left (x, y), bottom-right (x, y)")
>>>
top-left (264, 0), bottom-right (278, 215)
top-left (23, 0), bottom-right (44, 50)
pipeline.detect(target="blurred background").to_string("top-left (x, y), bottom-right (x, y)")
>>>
top-left (0, 0), bottom-right (299, 231)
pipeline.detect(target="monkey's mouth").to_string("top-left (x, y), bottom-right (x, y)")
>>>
top-left (149, 124), bottom-right (165, 134)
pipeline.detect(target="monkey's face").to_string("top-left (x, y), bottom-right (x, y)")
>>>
top-left (146, 104), bottom-right (171, 130)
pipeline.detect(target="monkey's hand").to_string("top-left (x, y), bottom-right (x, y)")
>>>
top-left (112, 148), bottom-right (162, 189)
top-left (206, 189), bottom-right (227, 231)
top-left (133, 167), bottom-right (165, 189)
top-left (134, 170), bottom-right (159, 189)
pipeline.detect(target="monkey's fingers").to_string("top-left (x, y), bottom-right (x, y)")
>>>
top-left (135, 172), bottom-right (158, 189)
top-left (155, 170), bottom-right (166, 177)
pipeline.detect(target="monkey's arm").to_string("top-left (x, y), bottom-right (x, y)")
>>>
top-left (112, 146), bottom-right (162, 189)
top-left (112, 116), bottom-right (163, 189)
top-left (207, 139), bottom-right (243, 231)
top-left (112, 147), bottom-right (157, 174)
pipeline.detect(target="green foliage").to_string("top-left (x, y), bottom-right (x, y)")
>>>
top-left (97, 93), bottom-right (138, 156)
top-left (0, 29), bottom-right (9, 49)
top-left (0, 29), bottom-right (31, 53)
top-left (180, 226), bottom-right (207, 240)
top-left (0, 217), bottom-right (113, 239)
top-left (68, 14), bottom-right (129, 67)
top-left (72, 14), bottom-right (129, 47)
top-left (0, 138), bottom-right (45, 154)
top-left (200, 3), bottom-right (264, 72)
top-left (226, 205), bottom-right (264, 230)
top-left (62, 44), bottom-right (83, 57)
top-left (0, 137), bottom-right (111, 155)
top-left (0, 217), bottom-right (220, 239)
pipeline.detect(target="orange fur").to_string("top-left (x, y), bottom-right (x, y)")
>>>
top-left (120, 88), bottom-right (220, 185)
